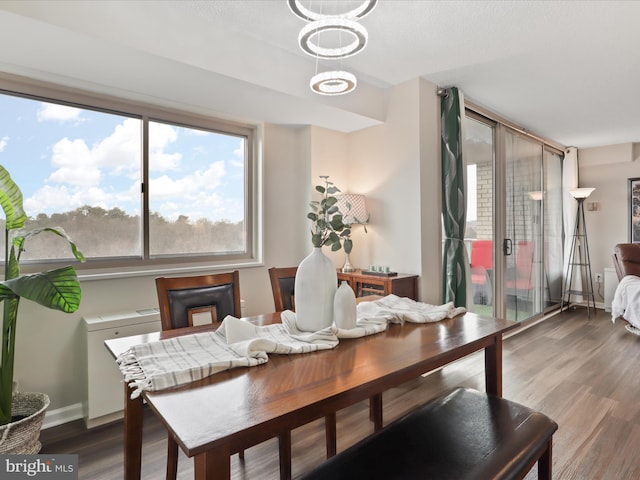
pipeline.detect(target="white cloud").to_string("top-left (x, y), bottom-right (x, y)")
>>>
top-left (46, 118), bottom-right (143, 187)
top-left (149, 161), bottom-right (236, 220)
top-left (24, 184), bottom-right (81, 214)
top-left (92, 118), bottom-right (143, 176)
top-left (233, 139), bottom-right (244, 158)
top-left (37, 103), bottom-right (83, 123)
top-left (228, 139), bottom-right (245, 169)
top-left (150, 161), bottom-right (225, 199)
top-left (155, 191), bottom-right (243, 223)
top-left (149, 122), bottom-right (181, 172)
top-left (151, 151), bottom-right (182, 172)
top-left (0, 136), bottom-right (8, 152)
top-left (31, 117), bottom-right (147, 214)
top-left (48, 138), bottom-right (101, 186)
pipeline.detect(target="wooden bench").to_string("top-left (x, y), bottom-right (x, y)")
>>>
top-left (301, 387), bottom-right (558, 480)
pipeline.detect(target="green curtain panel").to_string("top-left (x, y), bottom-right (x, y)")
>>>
top-left (441, 87), bottom-right (467, 307)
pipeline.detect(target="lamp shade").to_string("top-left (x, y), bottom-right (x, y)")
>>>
top-left (336, 194), bottom-right (369, 225)
top-left (528, 191), bottom-right (544, 201)
top-left (569, 187), bottom-right (595, 199)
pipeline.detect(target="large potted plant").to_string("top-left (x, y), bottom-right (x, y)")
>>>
top-left (0, 165), bottom-right (84, 453)
top-left (294, 176), bottom-right (349, 332)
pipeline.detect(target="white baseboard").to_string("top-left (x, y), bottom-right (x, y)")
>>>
top-left (42, 402), bottom-right (84, 430)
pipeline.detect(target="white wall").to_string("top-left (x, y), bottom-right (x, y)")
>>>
top-left (577, 142), bottom-right (640, 301)
top-left (309, 126), bottom-right (350, 267)
top-left (347, 78), bottom-right (441, 303)
top-left (418, 79), bottom-right (443, 304)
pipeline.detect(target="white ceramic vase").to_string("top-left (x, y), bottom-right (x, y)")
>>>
top-left (334, 281), bottom-right (357, 330)
top-left (294, 247), bottom-right (338, 332)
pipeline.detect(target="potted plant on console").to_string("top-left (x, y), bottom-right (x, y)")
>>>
top-left (0, 165), bottom-right (84, 453)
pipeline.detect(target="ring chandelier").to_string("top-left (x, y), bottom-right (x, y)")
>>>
top-left (288, 0), bottom-right (377, 95)
top-left (310, 70), bottom-right (357, 96)
top-left (287, 0), bottom-right (377, 22)
top-left (298, 18), bottom-right (368, 59)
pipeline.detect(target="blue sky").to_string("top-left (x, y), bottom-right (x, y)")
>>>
top-left (0, 95), bottom-right (245, 222)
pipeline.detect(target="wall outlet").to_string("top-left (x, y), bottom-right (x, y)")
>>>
top-left (596, 273), bottom-right (602, 283)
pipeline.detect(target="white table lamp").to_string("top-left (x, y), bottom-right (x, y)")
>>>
top-left (336, 194), bottom-right (369, 272)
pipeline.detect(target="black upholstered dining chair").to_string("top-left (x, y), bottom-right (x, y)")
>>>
top-left (155, 271), bottom-right (291, 480)
top-left (156, 271), bottom-right (241, 330)
top-left (268, 266), bottom-right (298, 312)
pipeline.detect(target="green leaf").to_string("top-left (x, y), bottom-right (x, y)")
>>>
top-left (14, 227), bottom-right (85, 262)
top-left (5, 246), bottom-right (19, 280)
top-left (327, 206), bottom-right (339, 215)
top-left (315, 185), bottom-right (325, 194)
top-left (307, 212), bottom-right (318, 221)
top-left (311, 233), bottom-right (323, 248)
top-left (0, 165), bottom-right (27, 230)
top-left (1, 266), bottom-right (82, 313)
top-left (330, 218), bottom-right (345, 230)
top-left (0, 283), bottom-right (15, 299)
top-left (327, 185), bottom-right (340, 194)
top-left (325, 196), bottom-right (338, 207)
top-left (330, 241), bottom-right (342, 251)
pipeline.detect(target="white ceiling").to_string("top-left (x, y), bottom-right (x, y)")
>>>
top-left (0, 0), bottom-right (639, 148)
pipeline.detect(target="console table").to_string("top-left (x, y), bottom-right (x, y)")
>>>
top-left (337, 270), bottom-right (418, 300)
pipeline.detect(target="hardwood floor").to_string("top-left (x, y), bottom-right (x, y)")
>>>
top-left (41, 307), bottom-right (640, 479)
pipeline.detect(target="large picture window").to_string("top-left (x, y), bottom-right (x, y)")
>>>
top-left (0, 80), bottom-right (257, 273)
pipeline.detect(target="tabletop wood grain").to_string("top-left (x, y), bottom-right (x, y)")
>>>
top-left (137, 312), bottom-right (516, 457)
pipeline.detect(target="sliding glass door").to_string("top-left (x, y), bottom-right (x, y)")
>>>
top-left (543, 149), bottom-right (564, 309)
top-left (463, 116), bottom-right (563, 322)
top-left (463, 115), bottom-right (495, 316)
top-left (505, 130), bottom-right (543, 321)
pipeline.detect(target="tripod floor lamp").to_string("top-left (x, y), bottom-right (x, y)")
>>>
top-left (561, 187), bottom-right (596, 317)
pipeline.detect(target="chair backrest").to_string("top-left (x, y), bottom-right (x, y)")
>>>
top-left (470, 240), bottom-right (493, 269)
top-left (268, 267), bottom-right (297, 312)
top-left (155, 271), bottom-right (241, 330)
top-left (613, 243), bottom-right (640, 280)
top-left (516, 241), bottom-right (534, 277)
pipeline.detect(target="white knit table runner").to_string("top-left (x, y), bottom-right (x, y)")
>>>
top-left (356, 294), bottom-right (467, 325)
top-left (117, 295), bottom-right (466, 398)
top-left (117, 314), bottom-right (339, 398)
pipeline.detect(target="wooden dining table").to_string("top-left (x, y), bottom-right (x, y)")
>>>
top-left (106, 307), bottom-right (517, 480)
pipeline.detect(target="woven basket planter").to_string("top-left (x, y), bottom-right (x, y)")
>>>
top-left (0, 392), bottom-right (49, 454)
